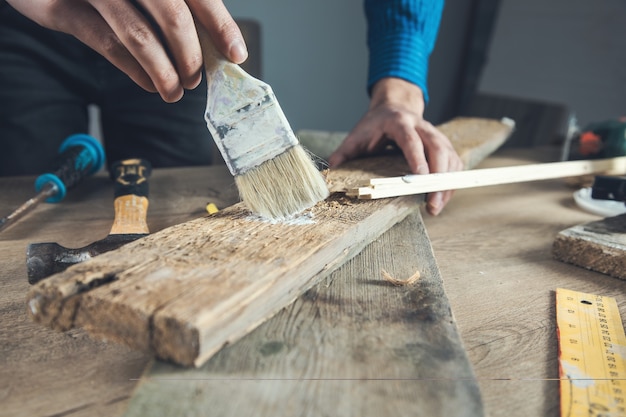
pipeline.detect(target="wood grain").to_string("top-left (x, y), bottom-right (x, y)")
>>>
top-left (423, 149), bottom-right (626, 417)
top-left (5, 148), bottom-right (625, 417)
top-left (552, 214), bottom-right (626, 280)
top-left (27, 194), bottom-right (421, 367)
top-left (24, 117), bottom-right (512, 368)
top-left (122, 213), bottom-right (483, 417)
top-left (0, 166), bottom-right (238, 417)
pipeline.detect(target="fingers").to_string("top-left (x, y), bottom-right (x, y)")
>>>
top-left (328, 119), bottom-right (381, 168)
top-left (330, 104), bottom-right (463, 216)
top-left (188, 0), bottom-right (248, 64)
top-left (9, 0), bottom-right (246, 102)
top-left (137, 0), bottom-right (203, 90)
top-left (87, 0), bottom-right (184, 102)
top-left (392, 120), bottom-right (456, 215)
top-left (385, 115), bottom-right (429, 175)
top-left (416, 121), bottom-right (464, 215)
top-left (30, 0), bottom-right (159, 94)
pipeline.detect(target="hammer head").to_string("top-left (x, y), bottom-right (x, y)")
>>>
top-left (27, 233), bottom-right (146, 284)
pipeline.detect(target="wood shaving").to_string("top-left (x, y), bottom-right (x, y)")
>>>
top-left (381, 269), bottom-right (421, 286)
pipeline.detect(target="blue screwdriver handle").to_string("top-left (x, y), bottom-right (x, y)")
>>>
top-left (34, 134), bottom-right (106, 203)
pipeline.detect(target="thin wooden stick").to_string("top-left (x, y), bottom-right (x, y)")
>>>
top-left (352, 157), bottom-right (626, 200)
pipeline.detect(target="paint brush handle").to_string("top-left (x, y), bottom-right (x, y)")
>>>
top-left (195, 22), bottom-right (253, 85)
top-left (195, 23), bottom-right (224, 74)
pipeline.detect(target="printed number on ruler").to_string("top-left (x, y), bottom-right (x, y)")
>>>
top-left (556, 288), bottom-right (626, 417)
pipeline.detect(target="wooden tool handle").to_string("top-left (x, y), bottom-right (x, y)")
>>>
top-left (195, 21), bottom-right (252, 84)
top-left (109, 159), bottom-right (151, 234)
top-left (352, 156), bottom-right (626, 199)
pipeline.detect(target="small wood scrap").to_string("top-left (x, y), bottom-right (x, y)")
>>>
top-left (552, 214), bottom-right (626, 280)
top-left (381, 268), bottom-right (421, 286)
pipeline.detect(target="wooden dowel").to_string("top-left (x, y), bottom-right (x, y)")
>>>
top-left (354, 157), bottom-right (626, 199)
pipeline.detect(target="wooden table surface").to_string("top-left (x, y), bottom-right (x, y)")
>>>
top-left (1, 148), bottom-right (625, 417)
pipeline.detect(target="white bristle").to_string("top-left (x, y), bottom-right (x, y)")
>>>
top-left (235, 145), bottom-right (329, 219)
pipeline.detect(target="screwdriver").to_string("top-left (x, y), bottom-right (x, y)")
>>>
top-left (0, 134), bottom-right (105, 233)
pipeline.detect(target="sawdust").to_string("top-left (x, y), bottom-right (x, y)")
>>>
top-left (381, 269), bottom-right (421, 286)
top-left (309, 194), bottom-right (373, 224)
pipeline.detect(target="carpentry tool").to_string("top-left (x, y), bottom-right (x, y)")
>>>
top-left (556, 288), bottom-right (626, 417)
top-left (26, 159), bottom-right (151, 284)
top-left (196, 23), bottom-right (329, 219)
top-left (349, 157), bottom-right (626, 199)
top-left (567, 117), bottom-right (626, 160)
top-left (592, 175), bottom-right (626, 206)
top-left (0, 134), bottom-right (105, 233)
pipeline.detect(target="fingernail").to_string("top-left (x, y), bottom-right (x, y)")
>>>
top-left (229, 39), bottom-right (248, 64)
top-left (184, 72), bottom-right (202, 90)
top-left (162, 86), bottom-right (184, 103)
top-left (416, 164), bottom-right (429, 175)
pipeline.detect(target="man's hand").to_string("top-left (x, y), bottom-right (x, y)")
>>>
top-left (329, 77), bottom-right (463, 216)
top-left (6, 0), bottom-right (247, 103)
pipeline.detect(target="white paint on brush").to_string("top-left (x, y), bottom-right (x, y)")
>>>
top-left (204, 60), bottom-right (298, 176)
top-left (29, 298), bottom-right (39, 315)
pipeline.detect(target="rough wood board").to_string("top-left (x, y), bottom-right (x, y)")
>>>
top-left (27, 195), bottom-right (421, 367)
top-left (552, 214), bottom-right (626, 280)
top-left (26, 117), bottom-right (512, 368)
top-left (123, 213), bottom-right (484, 417)
top-left (0, 167), bottom-right (239, 417)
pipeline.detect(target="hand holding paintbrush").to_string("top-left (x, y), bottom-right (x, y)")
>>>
top-left (195, 23), bottom-right (329, 219)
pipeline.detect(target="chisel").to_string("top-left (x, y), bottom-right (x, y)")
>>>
top-left (0, 134), bottom-right (105, 233)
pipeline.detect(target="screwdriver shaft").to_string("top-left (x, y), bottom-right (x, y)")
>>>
top-left (0, 183), bottom-right (58, 233)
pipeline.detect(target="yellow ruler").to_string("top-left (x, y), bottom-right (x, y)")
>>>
top-left (556, 288), bottom-right (626, 417)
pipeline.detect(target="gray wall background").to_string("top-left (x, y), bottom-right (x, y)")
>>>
top-left (478, 0), bottom-right (626, 130)
top-left (227, 0), bottom-right (370, 133)
top-left (226, 0), bottom-right (626, 134)
top-left (88, 1), bottom-right (625, 142)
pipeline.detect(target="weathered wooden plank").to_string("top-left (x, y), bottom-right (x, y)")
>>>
top-left (26, 117), bottom-right (512, 367)
top-left (27, 194), bottom-right (421, 366)
top-left (552, 214), bottom-right (626, 280)
top-left (123, 213), bottom-right (484, 417)
top-left (0, 169), bottom-right (229, 417)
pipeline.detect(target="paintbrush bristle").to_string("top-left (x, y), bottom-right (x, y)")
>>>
top-left (235, 145), bottom-right (329, 219)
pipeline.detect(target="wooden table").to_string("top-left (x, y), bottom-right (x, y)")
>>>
top-left (1, 149), bottom-right (625, 417)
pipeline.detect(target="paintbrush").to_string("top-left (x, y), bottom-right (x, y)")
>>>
top-left (196, 24), bottom-right (329, 219)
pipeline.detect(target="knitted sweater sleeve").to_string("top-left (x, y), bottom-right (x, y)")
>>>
top-left (364, 0), bottom-right (444, 103)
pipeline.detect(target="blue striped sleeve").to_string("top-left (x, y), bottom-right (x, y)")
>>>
top-left (364, 0), bottom-right (444, 102)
